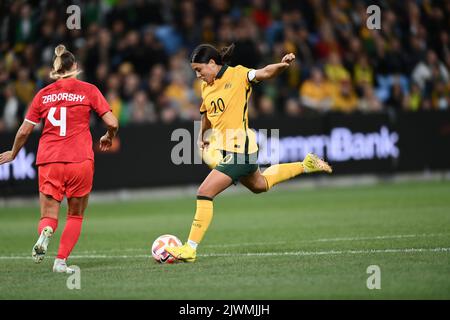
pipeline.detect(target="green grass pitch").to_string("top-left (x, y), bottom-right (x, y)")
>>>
top-left (1, 180), bottom-right (449, 299)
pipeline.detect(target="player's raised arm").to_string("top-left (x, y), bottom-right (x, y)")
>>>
top-left (0, 120), bottom-right (35, 165)
top-left (99, 111), bottom-right (119, 151)
top-left (253, 53), bottom-right (296, 82)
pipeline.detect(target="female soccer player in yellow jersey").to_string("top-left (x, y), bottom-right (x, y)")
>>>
top-left (166, 44), bottom-right (332, 262)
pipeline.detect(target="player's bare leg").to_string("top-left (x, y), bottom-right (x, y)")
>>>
top-left (166, 170), bottom-right (232, 262)
top-left (197, 169), bottom-right (233, 198)
top-left (53, 195), bottom-right (89, 273)
top-left (239, 169), bottom-right (268, 193)
top-left (32, 193), bottom-right (60, 263)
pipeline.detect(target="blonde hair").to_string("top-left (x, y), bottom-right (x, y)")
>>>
top-left (50, 44), bottom-right (81, 80)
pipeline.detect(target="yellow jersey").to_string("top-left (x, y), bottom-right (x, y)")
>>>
top-left (200, 64), bottom-right (258, 154)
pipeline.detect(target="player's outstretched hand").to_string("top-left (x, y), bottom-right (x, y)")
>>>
top-left (99, 134), bottom-right (113, 151)
top-left (281, 53), bottom-right (296, 66)
top-left (0, 151), bottom-right (14, 165)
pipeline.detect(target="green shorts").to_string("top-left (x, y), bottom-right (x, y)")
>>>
top-left (215, 151), bottom-right (259, 183)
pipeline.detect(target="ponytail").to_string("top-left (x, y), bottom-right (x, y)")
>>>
top-left (52, 44), bottom-right (66, 73)
top-left (219, 44), bottom-right (235, 64)
top-left (50, 44), bottom-right (81, 80)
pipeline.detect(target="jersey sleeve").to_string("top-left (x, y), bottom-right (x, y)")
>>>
top-left (89, 85), bottom-right (111, 117)
top-left (236, 65), bottom-right (258, 85)
top-left (24, 91), bottom-right (42, 125)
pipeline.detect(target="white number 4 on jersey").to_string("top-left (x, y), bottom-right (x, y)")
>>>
top-left (48, 107), bottom-right (67, 136)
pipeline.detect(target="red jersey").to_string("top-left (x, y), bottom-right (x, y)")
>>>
top-left (25, 78), bottom-right (111, 165)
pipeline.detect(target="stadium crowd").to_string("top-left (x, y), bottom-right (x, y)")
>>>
top-left (0, 0), bottom-right (449, 132)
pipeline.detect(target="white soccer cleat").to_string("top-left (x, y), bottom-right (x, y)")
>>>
top-left (32, 226), bottom-right (53, 263)
top-left (53, 258), bottom-right (75, 274)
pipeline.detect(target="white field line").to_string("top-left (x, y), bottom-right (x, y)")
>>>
top-left (203, 232), bottom-right (450, 248)
top-left (59, 232), bottom-right (450, 253)
top-left (0, 247), bottom-right (449, 260)
top-left (0, 233), bottom-right (448, 257)
top-left (201, 247), bottom-right (450, 257)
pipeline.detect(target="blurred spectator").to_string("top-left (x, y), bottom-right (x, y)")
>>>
top-left (165, 71), bottom-right (198, 120)
top-left (295, 25), bottom-right (315, 71)
top-left (284, 97), bottom-right (301, 117)
top-left (95, 63), bottom-right (109, 93)
top-left (383, 38), bottom-right (407, 75)
top-left (343, 36), bottom-right (363, 72)
top-left (324, 51), bottom-right (351, 84)
top-left (314, 22), bottom-right (342, 60)
top-left (358, 84), bottom-right (382, 113)
top-left (353, 55), bottom-right (374, 92)
top-left (412, 50), bottom-right (449, 92)
top-left (1, 0), bottom-right (450, 132)
top-left (1, 84), bottom-right (20, 131)
top-left (431, 81), bottom-right (450, 110)
top-left (230, 17), bottom-right (261, 68)
top-left (176, 0), bottom-right (202, 51)
top-left (14, 68), bottom-right (35, 106)
top-left (147, 64), bottom-right (167, 105)
top-left (122, 71), bottom-right (140, 102)
top-left (405, 35), bottom-right (427, 73)
top-left (437, 31), bottom-right (450, 67)
top-left (159, 96), bottom-right (179, 124)
top-left (258, 95), bottom-right (275, 117)
top-left (299, 67), bottom-right (333, 113)
top-left (386, 79), bottom-right (405, 111)
top-left (250, 0), bottom-right (271, 30)
top-left (403, 83), bottom-right (422, 112)
top-left (107, 90), bottom-right (129, 126)
top-left (331, 79), bottom-right (358, 113)
top-left (141, 27), bottom-right (168, 72)
top-left (169, 50), bottom-right (195, 86)
top-left (130, 91), bottom-right (157, 123)
top-left (15, 4), bottom-right (37, 44)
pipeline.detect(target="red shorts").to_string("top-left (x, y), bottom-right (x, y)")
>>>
top-left (38, 160), bottom-right (94, 202)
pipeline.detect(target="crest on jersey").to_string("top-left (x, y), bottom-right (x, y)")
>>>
top-left (221, 154), bottom-right (233, 164)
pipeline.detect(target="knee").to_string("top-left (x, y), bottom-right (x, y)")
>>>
top-left (250, 187), bottom-right (266, 194)
top-left (197, 185), bottom-right (214, 199)
top-left (249, 183), bottom-right (267, 194)
top-left (41, 212), bottom-right (58, 220)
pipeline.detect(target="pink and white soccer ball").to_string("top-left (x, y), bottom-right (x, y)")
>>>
top-left (151, 234), bottom-right (182, 263)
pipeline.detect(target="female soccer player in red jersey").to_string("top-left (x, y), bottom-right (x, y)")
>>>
top-left (0, 45), bottom-right (118, 273)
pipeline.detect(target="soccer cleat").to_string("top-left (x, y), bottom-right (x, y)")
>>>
top-left (32, 226), bottom-right (53, 263)
top-left (165, 243), bottom-right (197, 262)
top-left (302, 153), bottom-right (333, 173)
top-left (53, 258), bottom-right (75, 274)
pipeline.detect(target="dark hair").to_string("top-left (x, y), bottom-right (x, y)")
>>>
top-left (50, 44), bottom-right (78, 79)
top-left (190, 43), bottom-right (235, 65)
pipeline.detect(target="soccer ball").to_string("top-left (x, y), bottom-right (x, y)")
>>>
top-left (202, 146), bottom-right (223, 169)
top-left (151, 234), bottom-right (182, 264)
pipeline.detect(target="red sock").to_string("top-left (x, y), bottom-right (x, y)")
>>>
top-left (38, 217), bottom-right (58, 235)
top-left (56, 215), bottom-right (84, 259)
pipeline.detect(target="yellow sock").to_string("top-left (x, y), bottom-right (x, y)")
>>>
top-left (188, 197), bottom-right (214, 245)
top-left (262, 162), bottom-right (304, 190)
